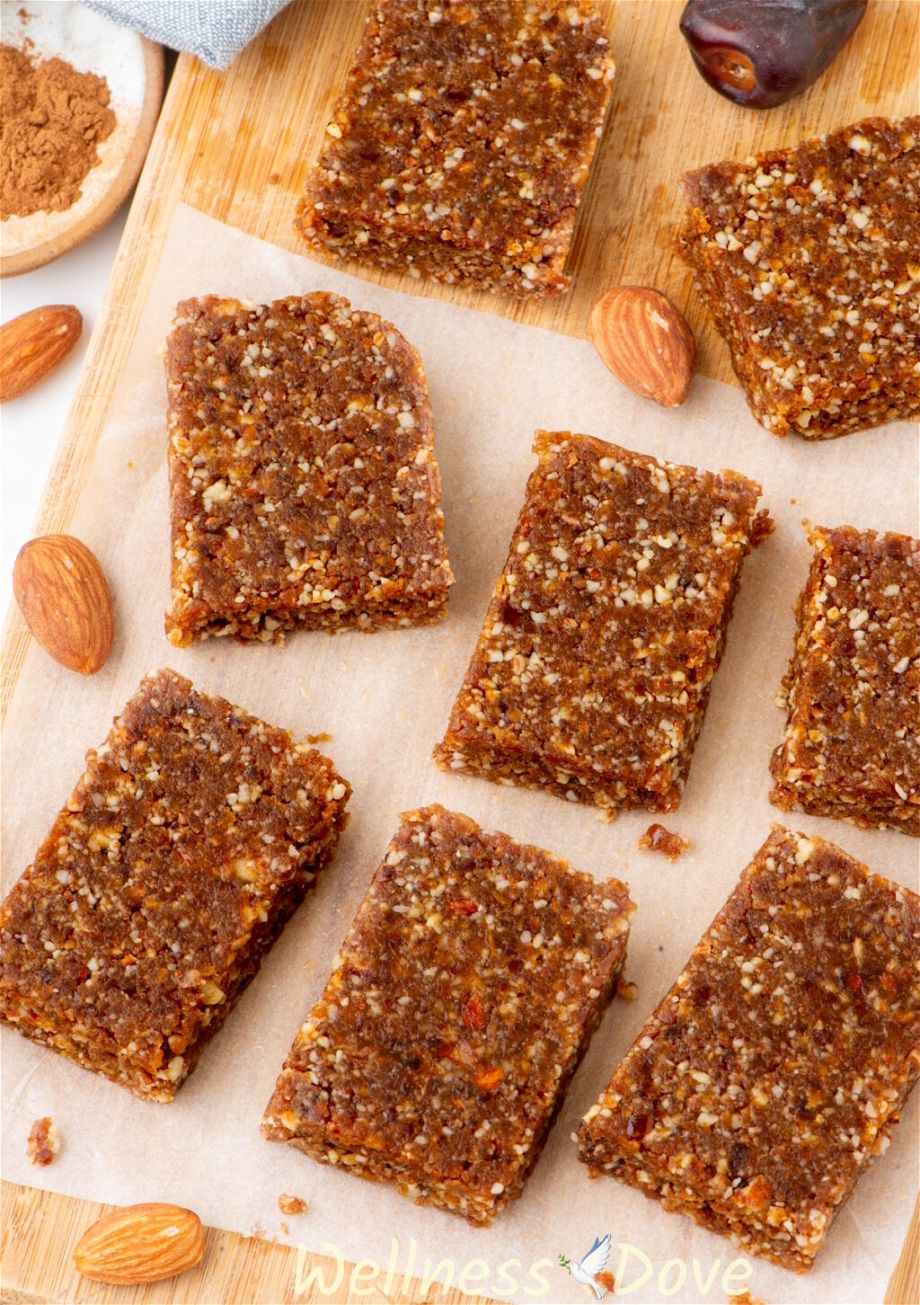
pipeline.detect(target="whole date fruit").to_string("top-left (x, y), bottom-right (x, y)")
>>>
top-left (679, 0), bottom-right (868, 109)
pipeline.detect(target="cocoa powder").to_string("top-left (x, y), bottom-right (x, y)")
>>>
top-left (1, 43), bottom-right (116, 220)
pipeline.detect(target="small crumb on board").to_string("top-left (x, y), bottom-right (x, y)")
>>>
top-left (617, 979), bottom-right (638, 1001)
top-left (638, 822), bottom-right (690, 860)
top-left (27, 1116), bottom-right (59, 1166)
top-left (305, 732), bottom-right (332, 745)
top-left (278, 1193), bottom-right (308, 1216)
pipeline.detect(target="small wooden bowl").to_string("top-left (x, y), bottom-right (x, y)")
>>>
top-left (1, 4), bottom-right (164, 278)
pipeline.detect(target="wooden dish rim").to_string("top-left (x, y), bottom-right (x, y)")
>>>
top-left (0, 37), bottom-right (165, 279)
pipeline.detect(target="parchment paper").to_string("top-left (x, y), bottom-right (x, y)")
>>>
top-left (2, 204), bottom-right (918, 1305)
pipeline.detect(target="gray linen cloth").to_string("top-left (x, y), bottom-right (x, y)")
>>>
top-left (85, 0), bottom-right (291, 69)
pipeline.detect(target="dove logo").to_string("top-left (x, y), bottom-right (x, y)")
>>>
top-left (558, 1237), bottom-right (754, 1299)
top-left (559, 1235), bottom-right (613, 1299)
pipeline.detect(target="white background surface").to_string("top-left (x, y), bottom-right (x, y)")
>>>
top-left (1, 211), bottom-right (127, 616)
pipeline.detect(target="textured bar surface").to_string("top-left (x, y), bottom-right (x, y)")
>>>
top-left (435, 431), bottom-right (770, 812)
top-left (263, 804), bottom-right (632, 1223)
top-left (578, 827), bottom-right (920, 1272)
top-left (678, 116), bottom-right (920, 439)
top-left (166, 292), bottom-right (453, 644)
top-left (298, 0), bottom-right (615, 298)
top-left (0, 670), bottom-right (350, 1101)
top-left (770, 525), bottom-right (919, 835)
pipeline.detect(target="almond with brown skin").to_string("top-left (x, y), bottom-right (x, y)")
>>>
top-left (590, 286), bottom-right (696, 407)
top-left (0, 305), bottom-right (82, 402)
top-left (13, 534), bottom-right (114, 675)
top-left (73, 1203), bottom-right (205, 1285)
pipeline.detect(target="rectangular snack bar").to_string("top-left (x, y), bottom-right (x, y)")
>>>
top-left (577, 827), bottom-right (920, 1272)
top-left (298, 0), bottom-right (615, 298)
top-left (770, 525), bottom-right (919, 835)
top-left (434, 431), bottom-right (771, 813)
top-left (262, 804), bottom-right (633, 1223)
top-left (678, 116), bottom-right (920, 439)
top-left (165, 292), bottom-right (453, 645)
top-left (0, 670), bottom-right (350, 1101)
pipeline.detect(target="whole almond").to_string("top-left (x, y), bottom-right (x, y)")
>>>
top-left (74, 1203), bottom-right (205, 1285)
top-left (590, 286), bottom-right (696, 407)
top-left (0, 305), bottom-right (82, 402)
top-left (13, 535), bottom-right (114, 675)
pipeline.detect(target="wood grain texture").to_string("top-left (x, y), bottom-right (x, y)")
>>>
top-left (2, 1181), bottom-right (917, 1305)
top-left (887, 1196), bottom-right (920, 1305)
top-left (0, 1181), bottom-right (497, 1305)
top-left (2, 2), bottom-right (918, 1301)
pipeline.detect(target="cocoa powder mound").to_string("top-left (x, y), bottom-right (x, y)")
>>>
top-left (1, 43), bottom-right (116, 220)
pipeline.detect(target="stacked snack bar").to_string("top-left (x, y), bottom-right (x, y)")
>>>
top-left (263, 805), bottom-right (633, 1223)
top-left (770, 525), bottom-right (919, 834)
top-left (298, 0), bottom-right (615, 297)
top-left (0, 670), bottom-right (351, 1101)
top-left (435, 431), bottom-right (771, 812)
top-left (166, 293), bottom-right (453, 644)
top-left (678, 116), bottom-right (920, 438)
top-left (578, 828), bottom-right (920, 1271)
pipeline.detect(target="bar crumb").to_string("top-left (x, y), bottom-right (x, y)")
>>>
top-left (27, 1116), bottom-right (59, 1166)
top-left (278, 1194), bottom-right (308, 1216)
top-left (638, 822), bottom-right (690, 860)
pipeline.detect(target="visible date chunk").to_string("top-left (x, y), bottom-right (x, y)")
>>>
top-left (680, 0), bottom-right (867, 109)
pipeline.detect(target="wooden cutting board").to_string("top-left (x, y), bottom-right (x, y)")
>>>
top-left (2, 1), bottom-right (918, 1300)
top-left (1, 1181), bottom-right (917, 1305)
